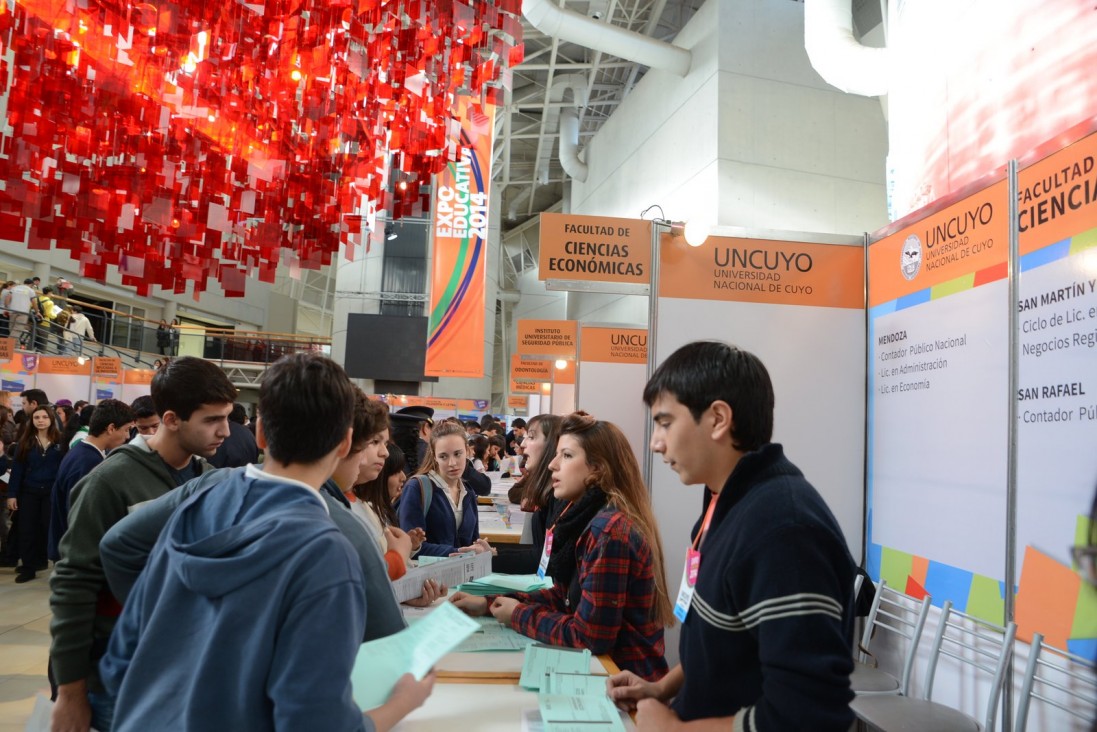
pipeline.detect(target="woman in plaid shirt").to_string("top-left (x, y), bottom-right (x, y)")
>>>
top-left (452, 412), bottom-right (673, 680)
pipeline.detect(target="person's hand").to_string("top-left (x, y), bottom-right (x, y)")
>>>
top-left (489, 596), bottom-right (520, 625)
top-left (449, 591), bottom-right (489, 616)
top-left (402, 579), bottom-right (446, 608)
top-left (51, 683), bottom-right (92, 732)
top-left (407, 527), bottom-right (426, 551)
top-left (389, 671), bottom-right (435, 712)
top-left (635, 698), bottom-right (681, 732)
top-left (5, 497), bottom-right (15, 512)
top-left (365, 672), bottom-right (436, 732)
top-left (458, 538), bottom-right (495, 555)
top-left (607, 670), bottom-right (660, 713)
top-left (385, 526), bottom-right (413, 562)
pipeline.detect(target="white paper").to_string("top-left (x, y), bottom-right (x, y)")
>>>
top-left (391, 551), bottom-right (492, 603)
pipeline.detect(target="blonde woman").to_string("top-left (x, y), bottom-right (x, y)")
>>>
top-left (398, 420), bottom-right (491, 557)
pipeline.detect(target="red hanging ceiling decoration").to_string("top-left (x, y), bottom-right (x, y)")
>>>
top-left (0, 0), bottom-right (523, 297)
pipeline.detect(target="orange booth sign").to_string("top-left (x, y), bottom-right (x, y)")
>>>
top-left (580, 327), bottom-right (647, 364)
top-left (662, 234), bottom-right (865, 310)
top-left (539, 213), bottom-right (651, 292)
top-left (869, 179), bottom-right (1009, 307)
top-left (510, 379), bottom-right (544, 395)
top-left (510, 355), bottom-right (552, 382)
top-left (516, 319), bottom-right (578, 358)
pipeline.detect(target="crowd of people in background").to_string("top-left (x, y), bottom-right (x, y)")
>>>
top-left (0, 277), bottom-right (101, 355)
top-left (0, 277), bottom-right (184, 360)
top-left (0, 343), bottom-right (863, 731)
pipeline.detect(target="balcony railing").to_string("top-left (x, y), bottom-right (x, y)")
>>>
top-left (5, 297), bottom-right (330, 369)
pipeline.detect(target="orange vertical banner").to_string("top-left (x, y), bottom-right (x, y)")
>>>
top-left (425, 96), bottom-right (494, 378)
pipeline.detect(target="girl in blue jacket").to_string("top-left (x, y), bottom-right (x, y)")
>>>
top-left (398, 419), bottom-right (493, 557)
top-left (6, 404), bottom-right (63, 582)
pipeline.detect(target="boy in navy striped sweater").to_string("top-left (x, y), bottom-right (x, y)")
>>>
top-left (608, 341), bottom-right (856, 732)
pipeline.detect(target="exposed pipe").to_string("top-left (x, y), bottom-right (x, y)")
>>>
top-left (558, 108), bottom-right (587, 182)
top-left (507, 186), bottom-right (533, 220)
top-left (532, 72), bottom-right (588, 192)
top-left (804, 0), bottom-right (889, 97)
top-left (522, 0), bottom-right (692, 77)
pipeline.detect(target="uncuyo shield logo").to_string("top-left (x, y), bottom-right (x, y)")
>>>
top-left (900, 234), bottom-right (922, 281)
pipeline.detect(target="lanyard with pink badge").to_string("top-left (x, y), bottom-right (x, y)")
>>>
top-left (537, 502), bottom-right (573, 580)
top-left (674, 493), bottom-right (719, 622)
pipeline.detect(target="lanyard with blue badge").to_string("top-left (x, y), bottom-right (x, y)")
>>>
top-left (674, 492), bottom-right (719, 622)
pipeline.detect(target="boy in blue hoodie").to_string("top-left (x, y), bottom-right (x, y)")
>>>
top-left (99, 354), bottom-right (434, 731)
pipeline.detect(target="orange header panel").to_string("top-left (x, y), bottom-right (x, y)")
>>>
top-left (510, 378), bottom-right (544, 395)
top-left (510, 354), bottom-right (553, 381)
top-left (123, 369), bottom-right (155, 385)
top-left (554, 359), bottom-right (576, 385)
top-left (539, 213), bottom-right (651, 286)
top-left (660, 235), bottom-right (864, 309)
top-left (869, 179), bottom-right (1009, 306)
top-left (399, 396), bottom-right (458, 411)
top-left (579, 327), bottom-right (648, 364)
top-left (37, 356), bottom-right (93, 376)
top-left (516, 319), bottom-right (578, 357)
top-left (1018, 131), bottom-right (1097, 254)
top-left (94, 357), bottom-right (123, 377)
top-left (507, 395), bottom-right (528, 410)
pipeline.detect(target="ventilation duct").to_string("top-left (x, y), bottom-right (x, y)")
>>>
top-left (523, 0), bottom-right (693, 185)
top-left (804, 0), bottom-right (889, 97)
top-left (558, 108), bottom-right (587, 182)
top-left (532, 73), bottom-right (588, 192)
top-left (522, 0), bottom-right (692, 77)
top-left (507, 187), bottom-right (533, 220)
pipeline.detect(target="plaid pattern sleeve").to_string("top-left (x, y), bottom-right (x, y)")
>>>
top-left (509, 509), bottom-right (667, 681)
top-left (503, 584), bottom-right (568, 613)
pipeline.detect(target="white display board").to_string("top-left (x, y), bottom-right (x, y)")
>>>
top-left (576, 326), bottom-right (649, 470)
top-left (1013, 130), bottom-right (1097, 666)
top-left (652, 229), bottom-right (866, 663)
top-left (866, 178), bottom-right (1011, 621)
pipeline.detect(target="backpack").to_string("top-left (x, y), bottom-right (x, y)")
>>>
top-left (416, 475), bottom-right (433, 515)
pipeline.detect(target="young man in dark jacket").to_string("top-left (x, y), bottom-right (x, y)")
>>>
top-left (47, 399), bottom-right (135, 562)
top-left (608, 341), bottom-right (856, 732)
top-left (49, 357), bottom-right (236, 732)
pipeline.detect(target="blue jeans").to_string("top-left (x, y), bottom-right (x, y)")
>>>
top-left (88, 690), bottom-right (115, 732)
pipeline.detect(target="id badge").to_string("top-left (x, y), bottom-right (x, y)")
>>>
top-left (673, 548), bottom-right (701, 622)
top-left (537, 530), bottom-right (554, 579)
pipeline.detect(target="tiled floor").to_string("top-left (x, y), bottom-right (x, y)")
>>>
top-left (0, 566), bottom-right (52, 732)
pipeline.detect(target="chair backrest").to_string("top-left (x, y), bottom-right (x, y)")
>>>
top-left (1015, 632), bottom-right (1097, 732)
top-left (922, 601), bottom-right (1018, 732)
top-left (858, 579), bottom-right (933, 695)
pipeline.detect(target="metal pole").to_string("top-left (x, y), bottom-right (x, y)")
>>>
top-left (1003, 160), bottom-right (1019, 732)
top-left (861, 232), bottom-right (870, 569)
top-left (642, 220), bottom-right (669, 495)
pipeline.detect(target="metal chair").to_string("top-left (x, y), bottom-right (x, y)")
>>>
top-left (1014, 632), bottom-right (1097, 732)
top-left (852, 579), bottom-right (933, 696)
top-left (851, 600), bottom-right (1018, 731)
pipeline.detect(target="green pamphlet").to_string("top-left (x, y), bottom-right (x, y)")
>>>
top-left (350, 601), bottom-right (479, 710)
top-left (538, 693), bottom-right (626, 732)
top-left (519, 644), bottom-right (593, 690)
